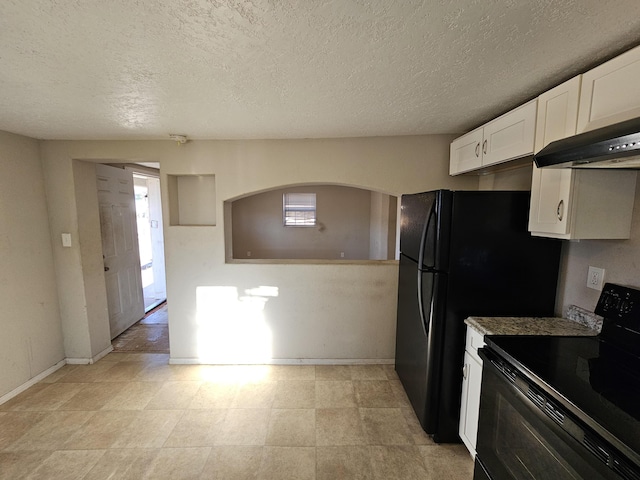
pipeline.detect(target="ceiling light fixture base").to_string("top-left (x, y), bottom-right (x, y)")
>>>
top-left (169, 134), bottom-right (188, 145)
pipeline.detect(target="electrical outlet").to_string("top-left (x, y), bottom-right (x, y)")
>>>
top-left (340, 252), bottom-right (345, 258)
top-left (587, 266), bottom-right (605, 290)
top-left (247, 251), bottom-right (251, 257)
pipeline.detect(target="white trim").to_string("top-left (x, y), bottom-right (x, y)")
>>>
top-left (123, 164), bottom-right (160, 177)
top-left (169, 357), bottom-right (395, 365)
top-left (92, 345), bottom-right (114, 363)
top-left (0, 359), bottom-right (66, 406)
top-left (67, 345), bottom-right (114, 365)
top-left (66, 358), bottom-right (92, 365)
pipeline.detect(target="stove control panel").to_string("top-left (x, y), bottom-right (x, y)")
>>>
top-left (595, 283), bottom-right (640, 329)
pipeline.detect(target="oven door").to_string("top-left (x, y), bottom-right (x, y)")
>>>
top-left (475, 347), bottom-right (632, 480)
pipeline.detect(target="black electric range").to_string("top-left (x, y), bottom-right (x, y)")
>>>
top-left (475, 283), bottom-right (640, 480)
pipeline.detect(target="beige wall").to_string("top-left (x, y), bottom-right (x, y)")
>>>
top-left (478, 165), bottom-right (533, 191)
top-left (39, 135), bottom-right (478, 363)
top-left (5, 119), bottom-right (635, 388)
top-left (557, 181), bottom-right (640, 313)
top-left (0, 131), bottom-right (65, 398)
top-left (72, 161), bottom-right (112, 358)
top-left (40, 156), bottom-right (112, 362)
top-left (232, 185), bottom-right (394, 260)
top-left (369, 191), bottom-right (397, 260)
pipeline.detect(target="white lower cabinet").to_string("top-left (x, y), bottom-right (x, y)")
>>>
top-left (459, 327), bottom-right (484, 457)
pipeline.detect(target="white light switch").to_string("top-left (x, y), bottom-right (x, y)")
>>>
top-left (61, 233), bottom-right (72, 247)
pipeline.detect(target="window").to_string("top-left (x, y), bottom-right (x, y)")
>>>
top-left (283, 193), bottom-right (316, 226)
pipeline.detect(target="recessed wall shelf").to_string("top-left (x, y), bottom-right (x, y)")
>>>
top-left (168, 174), bottom-right (216, 226)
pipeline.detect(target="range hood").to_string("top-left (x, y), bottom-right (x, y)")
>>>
top-left (534, 116), bottom-right (640, 169)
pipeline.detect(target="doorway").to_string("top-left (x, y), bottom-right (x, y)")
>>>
top-left (96, 163), bottom-right (169, 353)
top-left (133, 172), bottom-right (167, 312)
top-left (112, 169), bottom-right (170, 353)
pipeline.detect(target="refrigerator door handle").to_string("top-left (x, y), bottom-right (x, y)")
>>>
top-left (416, 272), bottom-right (429, 338)
top-left (417, 270), bottom-right (437, 339)
top-left (425, 273), bottom-right (440, 343)
top-left (418, 203), bottom-right (437, 270)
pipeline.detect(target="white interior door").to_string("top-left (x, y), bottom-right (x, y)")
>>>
top-left (96, 164), bottom-right (145, 339)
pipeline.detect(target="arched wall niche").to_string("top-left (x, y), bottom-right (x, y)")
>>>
top-left (225, 183), bottom-right (397, 261)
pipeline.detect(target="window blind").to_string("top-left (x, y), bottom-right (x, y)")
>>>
top-left (283, 193), bottom-right (316, 226)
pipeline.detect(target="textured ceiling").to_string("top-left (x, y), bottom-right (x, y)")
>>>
top-left (1, 0), bottom-right (640, 140)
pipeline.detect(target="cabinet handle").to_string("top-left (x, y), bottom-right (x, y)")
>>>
top-left (482, 140), bottom-right (487, 155)
top-left (462, 364), bottom-right (468, 379)
top-left (557, 199), bottom-right (564, 221)
top-left (475, 143), bottom-right (480, 158)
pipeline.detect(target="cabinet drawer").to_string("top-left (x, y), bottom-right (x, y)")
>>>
top-left (465, 326), bottom-right (485, 363)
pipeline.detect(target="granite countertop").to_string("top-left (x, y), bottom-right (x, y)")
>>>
top-left (465, 316), bottom-right (599, 337)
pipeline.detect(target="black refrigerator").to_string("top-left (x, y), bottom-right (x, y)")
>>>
top-left (395, 190), bottom-right (561, 443)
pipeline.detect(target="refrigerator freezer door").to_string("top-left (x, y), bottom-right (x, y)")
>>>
top-left (395, 254), bottom-right (436, 429)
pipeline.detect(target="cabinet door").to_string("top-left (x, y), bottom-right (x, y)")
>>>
top-left (459, 353), bottom-right (471, 451)
top-left (460, 350), bottom-right (483, 456)
top-left (529, 167), bottom-right (574, 236)
top-left (534, 76), bottom-right (581, 153)
top-left (578, 45), bottom-right (640, 133)
top-left (482, 100), bottom-right (536, 167)
top-left (450, 128), bottom-right (483, 175)
top-left (529, 79), bottom-right (580, 236)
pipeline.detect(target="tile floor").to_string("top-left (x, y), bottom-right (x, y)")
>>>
top-left (0, 353), bottom-right (474, 479)
top-left (112, 304), bottom-right (169, 353)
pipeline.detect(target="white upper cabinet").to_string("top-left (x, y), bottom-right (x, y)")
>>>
top-left (482, 100), bottom-right (537, 167)
top-left (534, 76), bottom-right (582, 154)
top-left (529, 77), bottom-right (580, 236)
top-left (450, 100), bottom-right (537, 175)
top-left (450, 127), bottom-right (483, 175)
top-left (529, 76), bottom-right (637, 239)
top-left (578, 45), bottom-right (640, 133)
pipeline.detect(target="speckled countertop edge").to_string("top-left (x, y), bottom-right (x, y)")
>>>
top-left (465, 316), bottom-right (599, 337)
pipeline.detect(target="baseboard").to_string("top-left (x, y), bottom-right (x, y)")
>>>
top-left (92, 345), bottom-right (114, 363)
top-left (0, 359), bottom-right (66, 406)
top-left (66, 345), bottom-right (114, 365)
top-left (169, 357), bottom-right (395, 365)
